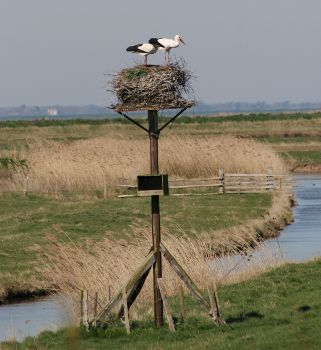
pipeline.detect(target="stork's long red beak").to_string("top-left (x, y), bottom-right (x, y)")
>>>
top-left (180, 38), bottom-right (186, 45)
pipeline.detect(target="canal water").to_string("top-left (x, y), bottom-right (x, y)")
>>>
top-left (267, 174), bottom-right (321, 261)
top-left (0, 295), bottom-right (72, 342)
top-left (0, 174), bottom-right (320, 342)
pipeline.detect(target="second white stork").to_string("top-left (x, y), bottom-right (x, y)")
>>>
top-left (149, 35), bottom-right (186, 65)
top-left (126, 41), bottom-right (164, 66)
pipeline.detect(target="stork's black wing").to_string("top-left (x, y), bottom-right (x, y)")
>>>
top-left (126, 44), bottom-right (146, 53)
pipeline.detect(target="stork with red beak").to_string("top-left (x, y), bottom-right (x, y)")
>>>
top-left (149, 35), bottom-right (186, 65)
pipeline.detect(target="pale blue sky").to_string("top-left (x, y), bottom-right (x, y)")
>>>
top-left (1, 0), bottom-right (321, 106)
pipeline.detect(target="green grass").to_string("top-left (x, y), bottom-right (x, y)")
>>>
top-left (0, 192), bottom-right (271, 278)
top-left (7, 259), bottom-right (321, 349)
top-left (256, 135), bottom-right (321, 144)
top-left (1, 111), bottom-right (321, 129)
top-left (282, 151), bottom-right (321, 165)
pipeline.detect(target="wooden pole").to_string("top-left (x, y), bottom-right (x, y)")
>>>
top-left (93, 291), bottom-right (98, 326)
top-left (148, 110), bottom-right (164, 328)
top-left (94, 292), bottom-right (98, 318)
top-left (83, 290), bottom-right (89, 330)
top-left (219, 169), bottom-right (224, 194)
top-left (24, 176), bottom-right (29, 197)
top-left (80, 290), bottom-right (84, 326)
top-left (178, 285), bottom-right (185, 323)
top-left (122, 289), bottom-right (131, 334)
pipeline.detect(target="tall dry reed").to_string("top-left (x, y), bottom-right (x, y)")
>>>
top-left (10, 136), bottom-right (286, 193)
top-left (41, 225), bottom-right (284, 323)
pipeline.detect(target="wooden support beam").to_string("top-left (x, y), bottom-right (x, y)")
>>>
top-left (160, 243), bottom-right (211, 314)
top-left (157, 278), bottom-right (175, 332)
top-left (117, 266), bottom-right (151, 319)
top-left (93, 252), bottom-right (155, 324)
top-left (122, 289), bottom-right (131, 334)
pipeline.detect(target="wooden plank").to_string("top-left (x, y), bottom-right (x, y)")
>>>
top-left (93, 252), bottom-right (155, 323)
top-left (225, 186), bottom-right (272, 190)
top-left (225, 182), bottom-right (269, 184)
top-left (118, 194), bottom-right (138, 198)
top-left (160, 244), bottom-right (211, 314)
top-left (225, 190), bottom-right (268, 194)
top-left (170, 177), bottom-right (221, 182)
top-left (171, 192), bottom-right (219, 197)
top-left (157, 278), bottom-right (176, 332)
top-left (178, 285), bottom-right (185, 323)
top-left (225, 173), bottom-right (271, 177)
top-left (122, 289), bottom-right (131, 334)
top-left (170, 184), bottom-right (220, 189)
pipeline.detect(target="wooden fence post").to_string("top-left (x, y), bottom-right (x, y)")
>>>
top-left (178, 285), bottom-right (185, 323)
top-left (207, 284), bottom-right (225, 326)
top-left (103, 183), bottom-right (107, 200)
top-left (92, 291), bottom-right (98, 327)
top-left (80, 290), bottom-right (84, 326)
top-left (219, 169), bottom-right (224, 194)
top-left (83, 290), bottom-right (89, 330)
top-left (23, 176), bottom-right (29, 197)
top-left (266, 167), bottom-right (274, 192)
top-left (122, 289), bottom-right (131, 334)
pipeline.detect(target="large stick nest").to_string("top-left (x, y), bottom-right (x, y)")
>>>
top-left (110, 62), bottom-right (195, 111)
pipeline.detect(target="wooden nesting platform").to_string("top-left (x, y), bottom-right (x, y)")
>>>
top-left (110, 64), bottom-right (194, 113)
top-left (111, 100), bottom-right (195, 112)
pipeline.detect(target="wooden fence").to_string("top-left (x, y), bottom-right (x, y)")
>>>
top-left (118, 168), bottom-right (291, 198)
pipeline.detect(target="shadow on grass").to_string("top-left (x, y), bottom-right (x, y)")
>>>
top-left (226, 311), bottom-right (264, 324)
top-left (297, 305), bottom-right (311, 312)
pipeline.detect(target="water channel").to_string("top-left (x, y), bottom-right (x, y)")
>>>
top-left (0, 174), bottom-right (320, 342)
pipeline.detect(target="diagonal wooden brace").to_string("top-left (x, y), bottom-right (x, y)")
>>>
top-left (117, 266), bottom-right (151, 319)
top-left (92, 251), bottom-right (155, 324)
top-left (160, 243), bottom-right (211, 314)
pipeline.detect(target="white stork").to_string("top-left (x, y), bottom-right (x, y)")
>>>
top-left (149, 35), bottom-right (186, 65)
top-left (126, 41), bottom-right (164, 66)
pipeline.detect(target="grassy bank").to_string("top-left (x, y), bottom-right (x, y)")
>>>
top-left (4, 259), bottom-right (321, 350)
top-left (0, 191), bottom-right (277, 302)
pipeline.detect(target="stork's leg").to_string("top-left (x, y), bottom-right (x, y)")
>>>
top-left (168, 51), bottom-right (171, 65)
top-left (144, 56), bottom-right (147, 66)
top-left (164, 51), bottom-right (167, 65)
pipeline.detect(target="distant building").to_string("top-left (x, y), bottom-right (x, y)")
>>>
top-left (47, 108), bottom-right (58, 116)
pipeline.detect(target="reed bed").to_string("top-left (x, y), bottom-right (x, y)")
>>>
top-left (41, 227), bottom-right (284, 323)
top-left (9, 135), bottom-right (286, 194)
